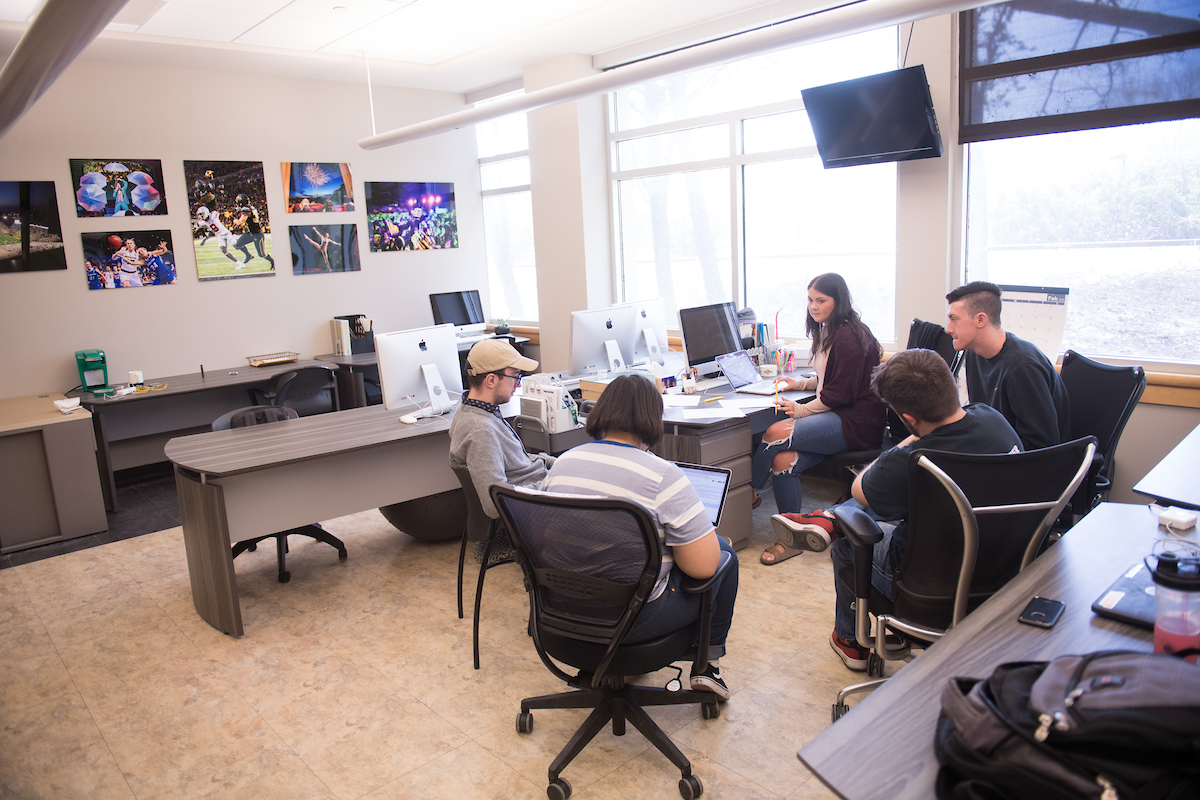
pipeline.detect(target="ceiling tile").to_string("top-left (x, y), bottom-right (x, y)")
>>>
top-left (276, 0), bottom-right (404, 27)
top-left (235, 14), bottom-right (355, 49)
top-left (138, 3), bottom-right (275, 40)
top-left (0, 0), bottom-right (40, 23)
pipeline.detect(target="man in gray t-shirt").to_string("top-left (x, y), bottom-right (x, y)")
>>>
top-left (449, 338), bottom-right (553, 520)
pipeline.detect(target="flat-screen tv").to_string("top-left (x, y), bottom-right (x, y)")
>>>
top-left (801, 65), bottom-right (943, 169)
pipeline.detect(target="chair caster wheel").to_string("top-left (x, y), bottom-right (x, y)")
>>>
top-left (517, 711), bottom-right (533, 733)
top-left (247, 543), bottom-right (258, 552)
top-left (867, 653), bottom-right (884, 678)
top-left (278, 571), bottom-right (291, 583)
top-left (547, 777), bottom-right (571, 799)
top-left (701, 702), bottom-right (720, 720)
top-left (338, 548), bottom-right (348, 560)
top-left (832, 702), bottom-right (848, 722)
top-left (679, 774), bottom-right (703, 799)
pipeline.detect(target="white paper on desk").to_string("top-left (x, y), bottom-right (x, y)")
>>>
top-left (681, 407), bottom-right (745, 421)
top-left (719, 397), bottom-right (775, 410)
top-left (662, 395), bottom-right (702, 407)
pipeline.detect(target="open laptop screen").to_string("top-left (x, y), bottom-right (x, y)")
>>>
top-left (676, 462), bottom-right (732, 529)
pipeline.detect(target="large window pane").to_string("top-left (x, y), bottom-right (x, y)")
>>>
top-left (616, 124), bottom-right (728, 170)
top-left (613, 28), bottom-right (896, 131)
top-left (480, 158), bottom-right (530, 190)
top-left (743, 110), bottom-right (816, 154)
top-left (483, 191), bottom-right (538, 322)
top-left (744, 157), bottom-right (896, 342)
top-left (617, 169), bottom-right (732, 323)
top-left (475, 108), bottom-right (528, 158)
top-left (965, 118), bottom-right (1200, 363)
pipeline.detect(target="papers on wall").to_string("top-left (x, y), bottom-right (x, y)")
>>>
top-left (998, 285), bottom-right (1069, 361)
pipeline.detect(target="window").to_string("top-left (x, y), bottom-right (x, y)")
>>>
top-left (964, 118), bottom-right (1200, 363)
top-left (610, 28), bottom-right (899, 340)
top-left (477, 104), bottom-right (538, 323)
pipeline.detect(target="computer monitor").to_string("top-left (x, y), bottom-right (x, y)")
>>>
top-left (622, 297), bottom-right (670, 367)
top-left (679, 301), bottom-right (741, 378)
top-left (375, 323), bottom-right (463, 415)
top-left (429, 289), bottom-right (486, 336)
top-left (568, 304), bottom-right (638, 377)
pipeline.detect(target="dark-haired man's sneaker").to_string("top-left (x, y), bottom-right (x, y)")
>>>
top-left (830, 631), bottom-right (869, 672)
top-left (771, 509), bottom-right (839, 552)
top-left (690, 662), bottom-right (730, 700)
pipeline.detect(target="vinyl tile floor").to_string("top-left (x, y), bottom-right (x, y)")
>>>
top-left (0, 475), bottom-right (888, 800)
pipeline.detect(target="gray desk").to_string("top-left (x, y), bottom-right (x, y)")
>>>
top-left (165, 404), bottom-right (456, 636)
top-left (1133, 422), bottom-right (1200, 510)
top-left (798, 503), bottom-right (1171, 800)
top-left (73, 360), bottom-right (331, 512)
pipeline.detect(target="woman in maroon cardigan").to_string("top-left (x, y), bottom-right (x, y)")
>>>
top-left (753, 272), bottom-right (885, 565)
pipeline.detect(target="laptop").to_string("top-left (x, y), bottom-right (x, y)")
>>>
top-left (676, 462), bottom-right (732, 528)
top-left (715, 350), bottom-right (786, 395)
top-left (1091, 560), bottom-right (1157, 630)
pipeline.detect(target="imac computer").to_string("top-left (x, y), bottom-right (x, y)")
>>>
top-left (429, 289), bottom-right (486, 337)
top-left (375, 323), bottom-right (463, 416)
top-left (568, 304), bottom-right (638, 377)
top-left (679, 301), bottom-right (741, 378)
top-left (622, 297), bottom-right (670, 366)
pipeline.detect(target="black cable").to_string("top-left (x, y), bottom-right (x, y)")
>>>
top-left (902, 21), bottom-right (915, 68)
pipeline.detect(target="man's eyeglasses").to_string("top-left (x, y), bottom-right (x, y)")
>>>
top-left (494, 371), bottom-right (522, 383)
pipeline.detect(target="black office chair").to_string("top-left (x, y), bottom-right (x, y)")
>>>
top-left (213, 405), bottom-right (347, 582)
top-left (491, 485), bottom-right (733, 800)
top-left (248, 365), bottom-right (340, 417)
top-left (451, 466), bottom-right (516, 670)
top-left (819, 319), bottom-right (961, 499)
top-left (829, 436), bottom-right (1096, 721)
top-left (1060, 350), bottom-right (1146, 516)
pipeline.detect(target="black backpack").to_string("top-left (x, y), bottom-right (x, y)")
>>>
top-left (934, 650), bottom-right (1200, 800)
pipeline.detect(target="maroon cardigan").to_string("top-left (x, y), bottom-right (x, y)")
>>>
top-left (816, 323), bottom-right (886, 450)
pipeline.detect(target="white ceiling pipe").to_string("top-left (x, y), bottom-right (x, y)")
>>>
top-left (359, 0), bottom-right (1001, 150)
top-left (0, 0), bottom-right (129, 140)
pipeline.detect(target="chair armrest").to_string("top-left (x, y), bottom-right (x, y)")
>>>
top-left (680, 550), bottom-right (734, 595)
top-left (831, 505), bottom-right (883, 548)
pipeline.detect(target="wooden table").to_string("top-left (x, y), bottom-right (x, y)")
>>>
top-left (165, 404), bottom-right (457, 636)
top-left (1133, 422), bottom-right (1200, 510)
top-left (799, 503), bottom-right (1175, 800)
top-left (72, 360), bottom-right (332, 511)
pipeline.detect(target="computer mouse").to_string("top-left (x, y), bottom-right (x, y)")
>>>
top-left (399, 414), bottom-right (418, 425)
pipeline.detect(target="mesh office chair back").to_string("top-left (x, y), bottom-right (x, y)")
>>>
top-left (1060, 350), bottom-right (1146, 506)
top-left (892, 437), bottom-right (1096, 631)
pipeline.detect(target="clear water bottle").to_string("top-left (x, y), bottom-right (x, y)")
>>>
top-left (1147, 552), bottom-right (1200, 664)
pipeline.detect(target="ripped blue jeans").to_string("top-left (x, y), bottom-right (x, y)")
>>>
top-left (750, 411), bottom-right (848, 515)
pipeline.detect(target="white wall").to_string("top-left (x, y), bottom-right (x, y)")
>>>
top-left (0, 58), bottom-right (484, 399)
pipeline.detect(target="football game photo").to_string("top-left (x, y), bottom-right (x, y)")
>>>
top-left (183, 160), bottom-right (275, 281)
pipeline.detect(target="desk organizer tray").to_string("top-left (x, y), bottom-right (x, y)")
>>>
top-left (247, 351), bottom-right (299, 368)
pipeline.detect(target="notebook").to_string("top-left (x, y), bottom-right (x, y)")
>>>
top-left (676, 462), bottom-right (732, 528)
top-left (715, 350), bottom-right (786, 395)
top-left (1091, 560), bottom-right (1157, 631)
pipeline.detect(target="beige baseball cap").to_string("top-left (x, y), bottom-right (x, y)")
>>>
top-left (466, 338), bottom-right (538, 377)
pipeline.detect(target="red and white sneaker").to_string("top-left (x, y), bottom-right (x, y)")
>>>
top-left (829, 631), bottom-right (869, 672)
top-left (770, 509), bottom-right (839, 553)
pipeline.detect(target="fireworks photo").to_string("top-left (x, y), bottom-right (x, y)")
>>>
top-left (69, 158), bottom-right (167, 218)
top-left (365, 181), bottom-right (458, 252)
top-left (0, 181), bottom-right (66, 273)
top-left (81, 230), bottom-right (177, 289)
top-left (183, 160), bottom-right (275, 281)
top-left (283, 162), bottom-right (354, 212)
top-left (289, 224), bottom-right (360, 275)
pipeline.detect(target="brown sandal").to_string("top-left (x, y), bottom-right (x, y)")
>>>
top-left (760, 541), bottom-right (804, 566)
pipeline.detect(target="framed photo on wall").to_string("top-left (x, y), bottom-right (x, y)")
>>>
top-left (183, 160), bottom-right (275, 281)
top-left (68, 159), bottom-right (166, 217)
top-left (282, 162), bottom-right (354, 212)
top-left (365, 181), bottom-right (458, 252)
top-left (81, 230), bottom-right (177, 288)
top-left (0, 181), bottom-right (66, 273)
top-left (289, 224), bottom-right (360, 275)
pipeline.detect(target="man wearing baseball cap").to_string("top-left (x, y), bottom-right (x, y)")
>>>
top-left (449, 339), bottom-right (553, 527)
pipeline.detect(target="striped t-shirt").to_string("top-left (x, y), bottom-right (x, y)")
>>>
top-left (542, 440), bottom-right (714, 601)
